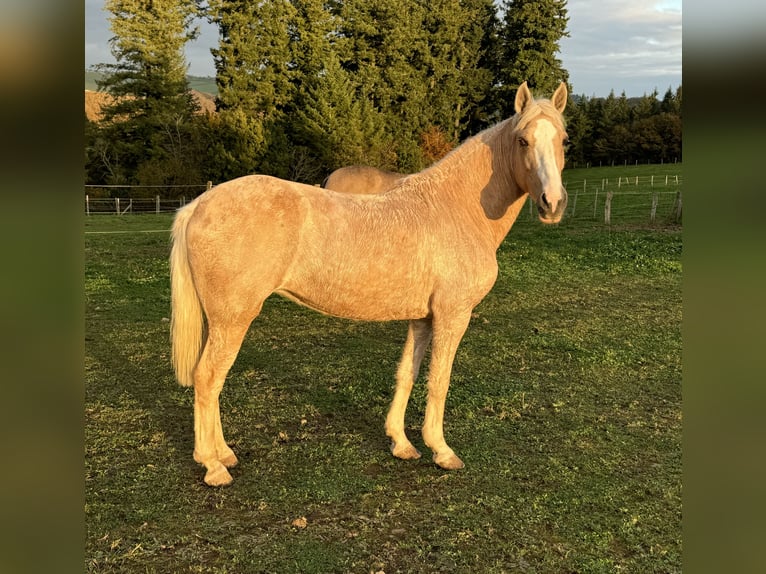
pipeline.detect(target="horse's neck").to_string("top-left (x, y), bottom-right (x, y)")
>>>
top-left (424, 121), bottom-right (526, 248)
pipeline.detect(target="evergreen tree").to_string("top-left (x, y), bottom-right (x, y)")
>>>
top-left (288, 0), bottom-right (339, 89)
top-left (208, 0), bottom-right (296, 178)
top-left (574, 86), bottom-right (683, 165)
top-left (660, 87), bottom-right (681, 115)
top-left (292, 54), bottom-right (396, 176)
top-left (333, 0), bottom-right (499, 169)
top-left (497, 0), bottom-right (569, 116)
top-left (421, 0), bottom-right (498, 141)
top-left (562, 97), bottom-right (591, 166)
top-left (337, 0), bottom-right (431, 169)
top-left (632, 89), bottom-right (661, 121)
top-left (209, 0), bottom-right (295, 114)
top-left (464, 0), bottom-right (503, 132)
top-left (95, 0), bottom-right (201, 187)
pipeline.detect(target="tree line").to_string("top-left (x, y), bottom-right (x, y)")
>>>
top-left (85, 0), bottom-right (681, 197)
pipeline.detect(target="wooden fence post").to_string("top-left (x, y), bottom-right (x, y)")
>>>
top-left (605, 191), bottom-right (613, 225)
top-left (571, 186), bottom-right (578, 218)
top-left (156, 195), bottom-right (160, 214)
top-left (650, 192), bottom-right (658, 223)
top-left (115, 197), bottom-right (120, 215)
top-left (674, 190), bottom-right (683, 222)
top-left (207, 181), bottom-right (213, 191)
top-left (593, 187), bottom-right (599, 219)
top-left (86, 194), bottom-right (90, 216)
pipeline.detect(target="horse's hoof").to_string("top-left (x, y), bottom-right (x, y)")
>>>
top-left (433, 452), bottom-right (465, 470)
top-left (220, 451), bottom-right (238, 468)
top-left (204, 463), bottom-right (233, 487)
top-left (391, 441), bottom-right (422, 460)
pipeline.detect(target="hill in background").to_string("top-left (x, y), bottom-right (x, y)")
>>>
top-left (85, 70), bottom-right (218, 95)
top-left (85, 69), bottom-right (217, 121)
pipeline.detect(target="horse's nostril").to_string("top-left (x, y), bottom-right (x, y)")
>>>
top-left (541, 193), bottom-right (550, 209)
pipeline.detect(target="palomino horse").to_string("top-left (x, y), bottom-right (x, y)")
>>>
top-left (321, 165), bottom-right (405, 194)
top-left (171, 81), bottom-right (569, 486)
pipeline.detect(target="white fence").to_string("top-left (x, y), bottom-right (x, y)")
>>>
top-left (85, 174), bottom-right (683, 225)
top-left (84, 183), bottom-right (212, 215)
top-left (554, 174), bottom-right (683, 224)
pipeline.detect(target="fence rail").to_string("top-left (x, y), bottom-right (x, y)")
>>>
top-left (84, 195), bottom-right (197, 215)
top-left (85, 174), bottom-right (682, 225)
top-left (84, 182), bottom-right (212, 215)
top-left (554, 174), bottom-right (683, 225)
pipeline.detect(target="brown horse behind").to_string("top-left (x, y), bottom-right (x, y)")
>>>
top-left (170, 82), bottom-right (569, 486)
top-left (321, 165), bottom-right (405, 194)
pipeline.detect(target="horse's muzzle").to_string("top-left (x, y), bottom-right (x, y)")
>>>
top-left (537, 188), bottom-right (568, 224)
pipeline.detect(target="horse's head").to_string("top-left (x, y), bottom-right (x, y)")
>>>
top-left (510, 81), bottom-right (569, 224)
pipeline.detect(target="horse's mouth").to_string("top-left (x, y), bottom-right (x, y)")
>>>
top-left (537, 205), bottom-right (565, 224)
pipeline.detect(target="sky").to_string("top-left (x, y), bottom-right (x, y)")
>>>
top-left (84, 0), bottom-right (682, 99)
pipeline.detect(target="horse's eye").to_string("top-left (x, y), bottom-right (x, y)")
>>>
top-left (518, 137), bottom-right (529, 147)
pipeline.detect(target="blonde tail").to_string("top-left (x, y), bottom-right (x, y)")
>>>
top-left (170, 201), bottom-right (204, 387)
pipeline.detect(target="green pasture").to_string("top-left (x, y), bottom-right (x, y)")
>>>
top-left (559, 163), bottom-right (683, 227)
top-left (85, 191), bottom-right (681, 572)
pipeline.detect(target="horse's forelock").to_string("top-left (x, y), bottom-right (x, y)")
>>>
top-left (511, 99), bottom-right (566, 133)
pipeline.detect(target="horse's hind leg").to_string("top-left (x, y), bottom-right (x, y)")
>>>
top-left (193, 317), bottom-right (252, 486)
top-left (386, 318), bottom-right (432, 460)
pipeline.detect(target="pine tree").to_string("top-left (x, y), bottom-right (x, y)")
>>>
top-left (421, 0), bottom-right (498, 141)
top-left (562, 97), bottom-right (592, 166)
top-left (95, 0), bottom-right (201, 186)
top-left (207, 0), bottom-right (296, 178)
top-left (337, 0), bottom-right (431, 169)
top-left (463, 0), bottom-right (503, 133)
top-left (289, 0), bottom-right (339, 90)
top-left (497, 0), bottom-right (570, 116)
top-left (292, 54), bottom-right (396, 175)
top-left (209, 0), bottom-right (295, 114)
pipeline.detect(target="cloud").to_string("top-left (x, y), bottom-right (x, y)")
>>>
top-left (559, 0), bottom-right (682, 96)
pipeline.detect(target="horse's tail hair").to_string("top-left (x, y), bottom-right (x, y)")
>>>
top-left (170, 201), bottom-right (204, 387)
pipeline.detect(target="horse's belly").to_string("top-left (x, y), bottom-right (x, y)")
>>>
top-left (275, 275), bottom-right (432, 321)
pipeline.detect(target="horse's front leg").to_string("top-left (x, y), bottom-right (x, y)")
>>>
top-left (385, 318), bottom-right (432, 460)
top-left (422, 312), bottom-right (471, 470)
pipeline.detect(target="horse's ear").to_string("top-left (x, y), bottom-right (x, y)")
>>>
top-left (552, 82), bottom-right (568, 113)
top-left (514, 82), bottom-right (533, 114)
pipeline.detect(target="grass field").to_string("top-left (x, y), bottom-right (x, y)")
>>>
top-left (560, 163), bottom-right (683, 227)
top-left (85, 192), bottom-right (681, 572)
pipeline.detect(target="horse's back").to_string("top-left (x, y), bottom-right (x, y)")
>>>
top-left (323, 166), bottom-right (403, 195)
